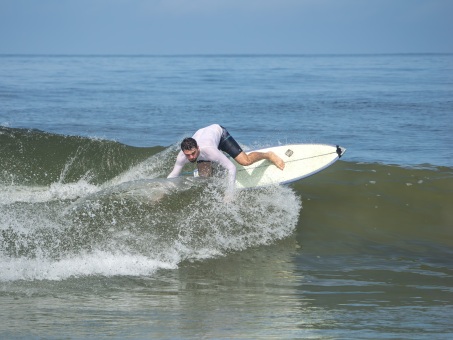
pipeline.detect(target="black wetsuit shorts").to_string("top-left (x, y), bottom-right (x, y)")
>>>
top-left (218, 126), bottom-right (243, 159)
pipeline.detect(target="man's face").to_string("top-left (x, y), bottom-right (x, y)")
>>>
top-left (183, 147), bottom-right (200, 163)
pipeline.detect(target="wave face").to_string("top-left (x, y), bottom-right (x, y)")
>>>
top-left (293, 161), bottom-right (453, 253)
top-left (0, 127), bottom-right (301, 281)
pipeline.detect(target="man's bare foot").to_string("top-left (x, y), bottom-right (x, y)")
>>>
top-left (268, 152), bottom-right (285, 170)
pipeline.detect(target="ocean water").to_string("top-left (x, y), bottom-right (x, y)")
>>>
top-left (1, 54), bottom-right (453, 339)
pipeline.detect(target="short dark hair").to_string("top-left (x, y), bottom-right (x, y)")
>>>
top-left (181, 137), bottom-right (198, 151)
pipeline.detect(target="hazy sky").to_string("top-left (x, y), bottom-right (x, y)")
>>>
top-left (1, 0), bottom-right (452, 54)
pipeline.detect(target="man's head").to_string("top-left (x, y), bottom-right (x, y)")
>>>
top-left (181, 137), bottom-right (200, 163)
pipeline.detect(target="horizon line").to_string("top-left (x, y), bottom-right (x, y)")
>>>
top-left (1, 52), bottom-right (452, 57)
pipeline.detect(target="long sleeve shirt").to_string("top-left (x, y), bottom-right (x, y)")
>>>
top-left (167, 124), bottom-right (237, 192)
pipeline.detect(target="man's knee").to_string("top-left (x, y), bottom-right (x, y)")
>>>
top-left (239, 159), bottom-right (253, 166)
top-left (234, 152), bottom-right (252, 166)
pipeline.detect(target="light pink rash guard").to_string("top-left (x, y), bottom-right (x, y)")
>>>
top-left (167, 124), bottom-right (237, 191)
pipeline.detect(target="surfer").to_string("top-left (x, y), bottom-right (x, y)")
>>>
top-left (167, 124), bottom-right (285, 199)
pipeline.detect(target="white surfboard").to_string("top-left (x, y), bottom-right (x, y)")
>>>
top-left (232, 144), bottom-right (346, 189)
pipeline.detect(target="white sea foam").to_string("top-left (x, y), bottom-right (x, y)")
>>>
top-left (1, 147), bottom-right (301, 282)
top-left (0, 180), bottom-right (99, 205)
top-left (0, 251), bottom-right (177, 281)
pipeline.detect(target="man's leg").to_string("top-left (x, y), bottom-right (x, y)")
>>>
top-left (218, 126), bottom-right (285, 170)
top-left (234, 151), bottom-right (285, 170)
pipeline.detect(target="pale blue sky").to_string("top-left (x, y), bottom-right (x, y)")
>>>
top-left (1, 0), bottom-right (452, 54)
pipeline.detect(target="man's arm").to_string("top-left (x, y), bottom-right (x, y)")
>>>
top-left (204, 148), bottom-right (237, 195)
top-left (167, 151), bottom-right (188, 178)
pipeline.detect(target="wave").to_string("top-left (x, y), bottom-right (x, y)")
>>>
top-left (1, 127), bottom-right (452, 281)
top-left (293, 160), bottom-right (453, 253)
top-left (0, 126), bottom-right (163, 186)
top-left (0, 128), bottom-right (301, 281)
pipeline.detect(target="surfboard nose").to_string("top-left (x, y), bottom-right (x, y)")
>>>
top-left (336, 145), bottom-right (346, 158)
